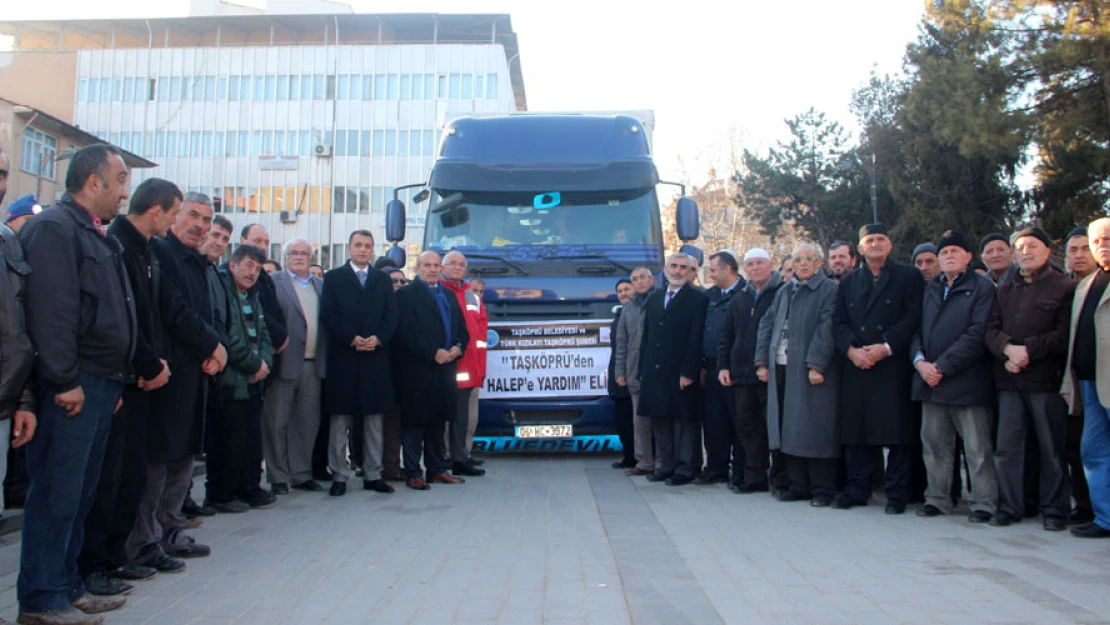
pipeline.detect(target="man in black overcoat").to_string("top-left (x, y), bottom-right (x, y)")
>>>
top-left (319, 230), bottom-right (398, 497)
top-left (833, 223), bottom-right (925, 514)
top-left (637, 253), bottom-right (709, 486)
top-left (393, 251), bottom-right (469, 491)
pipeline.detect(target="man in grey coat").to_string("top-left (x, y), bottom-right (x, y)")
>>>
top-left (614, 266), bottom-right (656, 476)
top-left (755, 244), bottom-right (841, 506)
top-left (911, 231), bottom-right (998, 523)
top-left (263, 239), bottom-right (328, 495)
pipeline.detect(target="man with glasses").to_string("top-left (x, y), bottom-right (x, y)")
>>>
top-left (833, 224), bottom-right (925, 514)
top-left (389, 269), bottom-right (409, 289)
top-left (636, 254), bottom-right (709, 485)
top-left (440, 251), bottom-right (488, 476)
top-left (262, 240), bottom-right (328, 496)
top-left (614, 267), bottom-right (658, 476)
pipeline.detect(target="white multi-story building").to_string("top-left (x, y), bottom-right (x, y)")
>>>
top-left (0, 7), bottom-right (526, 266)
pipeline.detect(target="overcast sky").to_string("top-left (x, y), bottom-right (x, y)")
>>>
top-left (6, 0), bottom-right (927, 187)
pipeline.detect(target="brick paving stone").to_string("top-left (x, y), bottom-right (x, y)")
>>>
top-left (0, 456), bottom-right (1107, 624)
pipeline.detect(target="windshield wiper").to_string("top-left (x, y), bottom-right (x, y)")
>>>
top-left (554, 254), bottom-right (632, 274)
top-left (465, 254), bottom-right (530, 276)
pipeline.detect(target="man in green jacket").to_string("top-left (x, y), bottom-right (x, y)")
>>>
top-left (206, 245), bottom-right (274, 513)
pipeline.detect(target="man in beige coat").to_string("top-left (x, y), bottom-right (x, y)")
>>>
top-left (1061, 217), bottom-right (1110, 538)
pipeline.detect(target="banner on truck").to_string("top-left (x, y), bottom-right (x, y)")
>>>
top-left (481, 319), bottom-right (611, 399)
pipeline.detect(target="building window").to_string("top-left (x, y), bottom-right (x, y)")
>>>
top-left (461, 74), bottom-right (473, 99)
top-left (22, 128), bottom-right (58, 179)
top-left (78, 79), bottom-right (89, 103)
top-left (487, 74), bottom-right (499, 99)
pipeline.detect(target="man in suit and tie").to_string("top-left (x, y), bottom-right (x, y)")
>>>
top-left (637, 253), bottom-right (709, 486)
top-left (262, 239), bottom-right (328, 495)
top-left (393, 251), bottom-right (469, 491)
top-left (319, 230), bottom-right (397, 497)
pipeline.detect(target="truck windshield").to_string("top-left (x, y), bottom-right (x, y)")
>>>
top-left (425, 188), bottom-right (660, 249)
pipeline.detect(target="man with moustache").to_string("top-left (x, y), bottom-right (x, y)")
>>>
top-left (614, 267), bottom-right (657, 476)
top-left (698, 251), bottom-right (745, 485)
top-left (833, 224), bottom-right (925, 514)
top-left (238, 224), bottom-right (288, 357)
top-left (393, 251), bottom-right (469, 491)
top-left (637, 253), bottom-right (709, 486)
top-left (827, 241), bottom-right (857, 283)
top-left (1063, 226), bottom-right (1098, 524)
top-left (1063, 218), bottom-right (1110, 538)
top-left (440, 251), bottom-right (488, 477)
top-left (18, 145), bottom-right (137, 622)
top-left (980, 233), bottom-right (1020, 286)
top-left (610, 278), bottom-right (637, 469)
top-left (128, 192), bottom-right (227, 573)
top-left (78, 179), bottom-right (179, 597)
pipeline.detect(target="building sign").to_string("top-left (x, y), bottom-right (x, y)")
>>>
top-left (481, 319), bottom-right (611, 399)
top-left (258, 156), bottom-right (299, 170)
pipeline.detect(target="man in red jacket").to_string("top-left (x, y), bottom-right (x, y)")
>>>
top-left (441, 251), bottom-right (488, 476)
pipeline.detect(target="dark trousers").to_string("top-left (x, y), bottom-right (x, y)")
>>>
top-left (734, 385), bottom-right (769, 487)
top-left (312, 405), bottom-right (331, 481)
top-left (449, 388), bottom-right (475, 463)
top-left (786, 454), bottom-right (836, 497)
top-left (612, 396), bottom-right (635, 466)
top-left (402, 423), bottom-right (448, 479)
top-left (909, 404), bottom-right (927, 502)
top-left (1068, 414), bottom-right (1091, 512)
top-left (18, 373), bottom-right (122, 613)
top-left (4, 445), bottom-right (28, 507)
top-left (652, 418), bottom-right (699, 479)
top-left (702, 369), bottom-right (742, 479)
top-left (995, 390), bottom-right (1069, 519)
top-left (350, 411), bottom-right (365, 469)
top-left (769, 366), bottom-right (790, 491)
top-left (207, 397), bottom-right (264, 503)
top-left (78, 388), bottom-right (149, 575)
top-left (843, 444), bottom-right (912, 505)
top-left (383, 410), bottom-right (403, 478)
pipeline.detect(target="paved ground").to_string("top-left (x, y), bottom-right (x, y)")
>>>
top-left (1, 455), bottom-right (1108, 625)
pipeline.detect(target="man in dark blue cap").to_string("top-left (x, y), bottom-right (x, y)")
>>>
top-left (5, 194), bottom-right (43, 234)
top-left (833, 223), bottom-right (925, 514)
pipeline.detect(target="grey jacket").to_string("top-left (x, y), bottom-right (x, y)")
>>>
top-left (613, 289), bottom-right (653, 394)
top-left (270, 270), bottom-right (328, 381)
top-left (0, 224), bottom-right (35, 421)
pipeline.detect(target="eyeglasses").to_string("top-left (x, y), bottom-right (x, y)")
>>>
top-left (392, 278), bottom-right (409, 285)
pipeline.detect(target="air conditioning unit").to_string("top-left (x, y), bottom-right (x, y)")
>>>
top-left (314, 142), bottom-right (332, 157)
top-left (279, 210), bottom-right (298, 224)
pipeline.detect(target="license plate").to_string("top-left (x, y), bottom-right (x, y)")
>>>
top-left (516, 425), bottom-right (573, 439)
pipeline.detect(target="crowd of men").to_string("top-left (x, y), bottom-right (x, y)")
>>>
top-left (0, 145), bottom-right (490, 625)
top-left (608, 218), bottom-right (1110, 538)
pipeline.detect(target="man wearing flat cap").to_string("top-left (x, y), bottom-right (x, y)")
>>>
top-left (985, 225), bottom-right (1075, 530)
top-left (980, 233), bottom-right (1019, 286)
top-left (911, 231), bottom-right (999, 522)
top-left (833, 223), bottom-right (925, 514)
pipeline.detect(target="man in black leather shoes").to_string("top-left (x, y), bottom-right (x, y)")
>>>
top-left (610, 279), bottom-right (637, 470)
top-left (181, 497), bottom-right (216, 518)
top-left (364, 479), bottom-right (394, 493)
top-left (698, 252), bottom-right (745, 486)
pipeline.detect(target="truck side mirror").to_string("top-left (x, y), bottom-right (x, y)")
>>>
top-left (675, 196), bottom-right (700, 242)
top-left (385, 243), bottom-right (406, 268)
top-left (680, 244), bottom-right (704, 268)
top-left (386, 199), bottom-right (406, 242)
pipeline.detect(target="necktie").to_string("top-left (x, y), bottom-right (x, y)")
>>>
top-left (356, 269), bottom-right (366, 286)
top-left (665, 290), bottom-right (675, 309)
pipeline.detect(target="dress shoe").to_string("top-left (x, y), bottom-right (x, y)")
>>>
top-left (611, 460), bottom-right (635, 469)
top-left (693, 473), bottom-right (728, 485)
top-left (1069, 507), bottom-right (1095, 525)
top-left (775, 489), bottom-right (811, 502)
top-left (329, 481), bottom-right (347, 497)
top-left (810, 495), bottom-right (833, 507)
top-left (665, 475), bottom-right (694, 486)
top-left (406, 477), bottom-right (430, 490)
top-left (168, 538), bottom-right (210, 559)
top-left (71, 594), bottom-right (125, 614)
top-left (181, 497), bottom-right (216, 518)
top-left (453, 462), bottom-right (486, 477)
top-left (111, 564), bottom-right (157, 581)
top-left (17, 606), bottom-right (105, 625)
top-left (83, 573), bottom-right (132, 597)
top-left (1043, 515), bottom-right (1067, 531)
top-left (989, 512), bottom-right (1019, 527)
top-left (884, 502), bottom-right (907, 515)
top-left (624, 468), bottom-right (652, 476)
top-left (292, 480), bottom-right (323, 492)
top-left (363, 479), bottom-right (395, 493)
top-left (242, 488), bottom-right (277, 509)
top-left (182, 517), bottom-right (204, 529)
top-left (430, 473), bottom-right (465, 484)
top-left (732, 482), bottom-right (769, 494)
top-left (831, 494), bottom-right (867, 510)
top-left (208, 499), bottom-right (249, 514)
top-left (1070, 522), bottom-right (1110, 538)
top-left (148, 555), bottom-right (186, 573)
top-left (916, 504), bottom-right (943, 518)
top-left (646, 472), bottom-right (673, 483)
top-left (469, 458), bottom-right (485, 466)
top-left (271, 483), bottom-right (290, 496)
top-left (968, 510), bottom-right (993, 524)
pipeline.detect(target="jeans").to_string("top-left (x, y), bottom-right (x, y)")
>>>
top-left (18, 373), bottom-right (122, 612)
top-left (1080, 381), bottom-right (1110, 530)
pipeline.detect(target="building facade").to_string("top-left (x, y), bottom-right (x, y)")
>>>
top-left (0, 12), bottom-right (526, 266)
